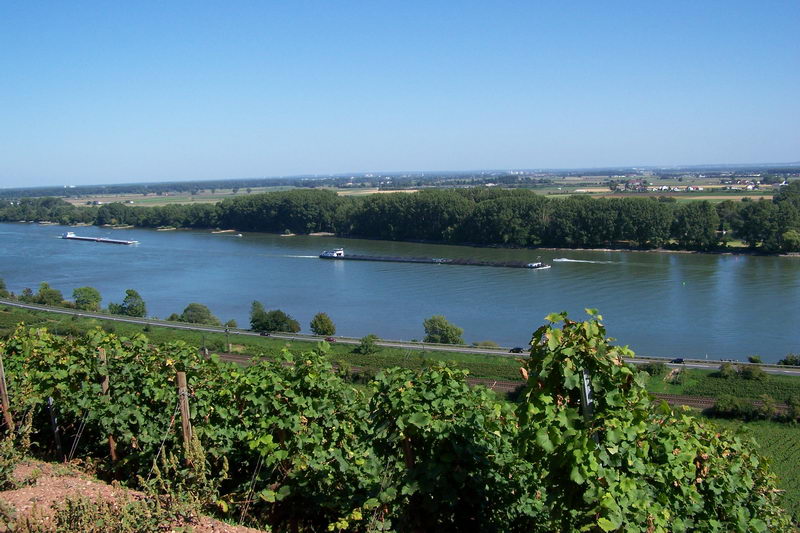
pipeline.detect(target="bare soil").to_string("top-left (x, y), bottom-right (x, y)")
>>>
top-left (0, 460), bottom-right (265, 532)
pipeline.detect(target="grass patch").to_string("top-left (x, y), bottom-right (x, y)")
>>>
top-left (683, 372), bottom-right (800, 403)
top-left (643, 368), bottom-right (705, 395)
top-left (642, 367), bottom-right (800, 403)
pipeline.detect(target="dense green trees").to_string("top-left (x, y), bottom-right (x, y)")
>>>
top-left (4, 184), bottom-right (800, 252)
top-left (250, 300), bottom-right (301, 333)
top-left (19, 282), bottom-right (65, 306)
top-left (779, 354), bottom-right (800, 366)
top-left (423, 315), bottom-right (464, 344)
top-left (309, 312), bottom-right (336, 336)
top-left (72, 286), bottom-right (102, 311)
top-left (0, 278), bottom-right (9, 298)
top-left (671, 201), bottom-right (720, 250)
top-left (0, 197), bottom-right (95, 225)
top-left (168, 303), bottom-right (221, 326)
top-left (108, 289), bottom-right (147, 317)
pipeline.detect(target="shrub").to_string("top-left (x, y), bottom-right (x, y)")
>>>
top-left (787, 396), bottom-right (800, 422)
top-left (354, 334), bottom-right (379, 355)
top-left (473, 340), bottom-right (499, 348)
top-left (639, 362), bottom-right (667, 377)
top-left (713, 395), bottom-right (755, 419)
top-left (740, 364), bottom-right (767, 381)
top-left (747, 355), bottom-right (762, 364)
top-left (14, 494), bottom-right (174, 533)
top-left (778, 353), bottom-right (800, 366)
top-left (757, 394), bottom-right (778, 419)
top-left (718, 362), bottom-right (737, 379)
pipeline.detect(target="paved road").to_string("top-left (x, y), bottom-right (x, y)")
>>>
top-left (3, 298), bottom-right (799, 376)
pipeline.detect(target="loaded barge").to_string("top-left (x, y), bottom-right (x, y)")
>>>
top-left (61, 231), bottom-right (139, 245)
top-left (319, 248), bottom-right (550, 270)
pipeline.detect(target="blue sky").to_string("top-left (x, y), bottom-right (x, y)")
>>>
top-left (1, 1), bottom-right (798, 187)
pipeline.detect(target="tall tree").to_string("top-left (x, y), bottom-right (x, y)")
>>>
top-left (109, 289), bottom-right (147, 317)
top-left (250, 300), bottom-right (269, 331)
top-left (35, 282), bottom-right (64, 306)
top-left (72, 286), bottom-right (102, 311)
top-left (173, 303), bottom-right (221, 325)
top-left (423, 315), bottom-right (464, 344)
top-left (250, 301), bottom-right (300, 333)
top-left (310, 312), bottom-right (336, 336)
top-left (0, 278), bottom-right (8, 298)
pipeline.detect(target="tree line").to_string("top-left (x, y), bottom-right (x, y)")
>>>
top-left (2, 183), bottom-right (800, 252)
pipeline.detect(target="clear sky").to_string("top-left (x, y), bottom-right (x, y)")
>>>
top-left (1, 1), bottom-right (798, 187)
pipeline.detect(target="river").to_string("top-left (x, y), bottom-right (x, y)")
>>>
top-left (1, 222), bottom-right (798, 362)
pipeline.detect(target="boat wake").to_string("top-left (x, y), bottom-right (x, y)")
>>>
top-left (286, 255), bottom-right (318, 259)
top-left (552, 258), bottom-right (615, 264)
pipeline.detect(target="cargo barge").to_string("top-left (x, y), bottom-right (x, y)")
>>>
top-left (61, 231), bottom-right (139, 245)
top-left (319, 248), bottom-right (550, 269)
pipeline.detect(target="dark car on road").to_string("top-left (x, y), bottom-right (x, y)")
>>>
top-left (325, 337), bottom-right (336, 343)
top-left (510, 347), bottom-right (525, 354)
top-left (670, 358), bottom-right (685, 364)
top-left (259, 332), bottom-right (270, 337)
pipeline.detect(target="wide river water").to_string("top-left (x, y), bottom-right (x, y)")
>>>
top-left (1, 222), bottom-right (799, 362)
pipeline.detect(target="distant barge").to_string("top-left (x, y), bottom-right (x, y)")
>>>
top-left (319, 248), bottom-right (550, 270)
top-left (61, 231), bottom-right (139, 245)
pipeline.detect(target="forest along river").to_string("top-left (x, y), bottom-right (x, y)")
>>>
top-left (1, 222), bottom-right (799, 363)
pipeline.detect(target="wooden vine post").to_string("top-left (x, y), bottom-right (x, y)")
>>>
top-left (176, 371), bottom-right (192, 447)
top-left (47, 396), bottom-right (64, 460)
top-left (98, 348), bottom-right (118, 461)
top-left (0, 349), bottom-right (14, 432)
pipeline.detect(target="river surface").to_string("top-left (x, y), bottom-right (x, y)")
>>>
top-left (1, 222), bottom-right (799, 362)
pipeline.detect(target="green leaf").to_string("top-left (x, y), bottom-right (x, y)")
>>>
top-left (570, 465), bottom-right (585, 484)
top-left (597, 517), bottom-right (620, 532)
top-left (536, 428), bottom-right (554, 452)
top-left (408, 412), bottom-right (432, 428)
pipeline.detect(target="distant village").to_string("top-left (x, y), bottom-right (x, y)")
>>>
top-left (611, 175), bottom-right (790, 193)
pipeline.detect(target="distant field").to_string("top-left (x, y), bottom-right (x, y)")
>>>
top-left (333, 187), bottom-right (419, 196)
top-left (61, 186), bottom-right (424, 205)
top-left (53, 181), bottom-right (776, 206)
top-left (63, 186), bottom-right (297, 207)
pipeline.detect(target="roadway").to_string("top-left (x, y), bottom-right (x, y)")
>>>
top-left (2, 298), bottom-right (799, 376)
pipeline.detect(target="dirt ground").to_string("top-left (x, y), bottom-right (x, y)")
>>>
top-left (0, 460), bottom-right (265, 532)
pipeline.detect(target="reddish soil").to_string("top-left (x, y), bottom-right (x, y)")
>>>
top-left (0, 461), bottom-right (265, 532)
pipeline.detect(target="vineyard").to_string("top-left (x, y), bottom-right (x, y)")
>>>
top-left (709, 419), bottom-right (800, 523)
top-left (0, 313), bottom-right (794, 531)
top-left (682, 373), bottom-right (800, 403)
